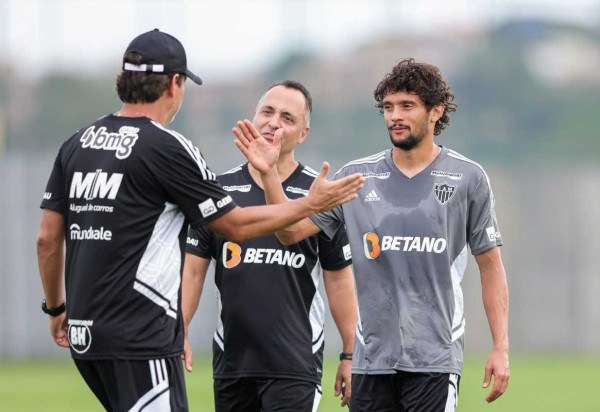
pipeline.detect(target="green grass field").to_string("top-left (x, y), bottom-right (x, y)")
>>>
top-left (1, 355), bottom-right (599, 411)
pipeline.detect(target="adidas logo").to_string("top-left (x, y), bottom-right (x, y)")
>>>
top-left (364, 189), bottom-right (381, 202)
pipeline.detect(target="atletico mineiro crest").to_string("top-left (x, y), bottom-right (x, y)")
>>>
top-left (434, 182), bottom-right (456, 205)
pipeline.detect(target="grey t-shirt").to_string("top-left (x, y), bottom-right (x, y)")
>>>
top-left (311, 147), bottom-right (502, 375)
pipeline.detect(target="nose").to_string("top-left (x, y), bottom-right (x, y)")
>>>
top-left (390, 106), bottom-right (404, 122)
top-left (267, 113), bottom-right (281, 129)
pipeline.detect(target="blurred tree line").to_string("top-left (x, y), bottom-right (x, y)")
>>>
top-left (1, 19), bottom-right (598, 167)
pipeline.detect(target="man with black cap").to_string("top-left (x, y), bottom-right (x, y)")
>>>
top-left (36, 29), bottom-right (363, 411)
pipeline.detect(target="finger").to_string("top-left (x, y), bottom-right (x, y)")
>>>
top-left (342, 390), bottom-right (351, 406)
top-left (486, 382), bottom-right (501, 403)
top-left (332, 194), bottom-right (358, 209)
top-left (243, 119), bottom-right (263, 140)
top-left (54, 334), bottom-right (70, 348)
top-left (236, 120), bottom-right (254, 146)
top-left (55, 338), bottom-right (67, 348)
top-left (345, 386), bottom-right (352, 399)
top-left (273, 128), bottom-right (284, 147)
top-left (318, 162), bottom-right (331, 181)
top-left (239, 120), bottom-right (262, 143)
top-left (335, 173), bottom-right (365, 190)
top-left (334, 374), bottom-right (342, 396)
top-left (332, 176), bottom-right (364, 198)
top-left (487, 371), bottom-right (509, 402)
top-left (482, 365), bottom-right (492, 388)
top-left (342, 382), bottom-right (352, 405)
top-left (184, 352), bottom-right (193, 373)
top-left (234, 138), bottom-right (250, 157)
top-left (237, 120), bottom-right (252, 139)
top-left (231, 127), bottom-right (250, 147)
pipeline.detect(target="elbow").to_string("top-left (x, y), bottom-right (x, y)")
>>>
top-left (36, 231), bottom-right (52, 255)
top-left (276, 232), bottom-right (297, 245)
top-left (224, 231), bottom-right (248, 243)
top-left (36, 228), bottom-right (64, 259)
top-left (215, 223), bottom-right (253, 243)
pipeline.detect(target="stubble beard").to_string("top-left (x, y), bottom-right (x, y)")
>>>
top-left (388, 117), bottom-right (429, 151)
top-left (390, 132), bottom-right (423, 151)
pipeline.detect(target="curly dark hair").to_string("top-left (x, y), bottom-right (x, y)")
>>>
top-left (374, 58), bottom-right (457, 135)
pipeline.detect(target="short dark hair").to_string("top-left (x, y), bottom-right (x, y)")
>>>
top-left (261, 80), bottom-right (312, 126)
top-left (374, 58), bottom-right (457, 135)
top-left (116, 52), bottom-right (187, 104)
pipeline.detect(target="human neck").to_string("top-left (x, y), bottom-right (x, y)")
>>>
top-left (116, 103), bottom-right (168, 125)
top-left (391, 140), bottom-right (441, 178)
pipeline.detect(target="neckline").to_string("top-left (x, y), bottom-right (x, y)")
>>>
top-left (243, 162), bottom-right (304, 192)
top-left (386, 146), bottom-right (447, 179)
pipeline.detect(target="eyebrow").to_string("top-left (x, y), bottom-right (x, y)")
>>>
top-left (383, 99), bottom-right (417, 105)
top-left (261, 105), bottom-right (296, 120)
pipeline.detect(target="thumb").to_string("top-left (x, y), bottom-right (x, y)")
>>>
top-left (482, 365), bottom-right (492, 388)
top-left (334, 374), bottom-right (342, 396)
top-left (273, 128), bottom-right (284, 146)
top-left (318, 161), bottom-right (330, 180)
top-left (185, 355), bottom-right (193, 373)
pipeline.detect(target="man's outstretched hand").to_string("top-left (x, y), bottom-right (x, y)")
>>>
top-left (306, 161), bottom-right (364, 213)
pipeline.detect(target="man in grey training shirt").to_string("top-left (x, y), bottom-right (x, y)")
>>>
top-left (233, 58), bottom-right (510, 411)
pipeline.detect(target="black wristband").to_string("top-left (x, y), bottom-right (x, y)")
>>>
top-left (339, 352), bottom-right (353, 361)
top-left (42, 300), bottom-right (66, 317)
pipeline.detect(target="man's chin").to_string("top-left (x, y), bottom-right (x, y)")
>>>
top-left (390, 134), bottom-right (421, 151)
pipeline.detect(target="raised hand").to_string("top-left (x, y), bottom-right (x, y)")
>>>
top-left (305, 162), bottom-right (364, 213)
top-left (233, 119), bottom-right (282, 175)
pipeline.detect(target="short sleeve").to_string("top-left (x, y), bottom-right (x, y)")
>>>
top-left (309, 167), bottom-right (348, 240)
top-left (317, 224), bottom-right (352, 271)
top-left (467, 174), bottom-right (503, 255)
top-left (40, 151), bottom-right (66, 214)
top-left (186, 225), bottom-right (214, 259)
top-left (310, 205), bottom-right (345, 242)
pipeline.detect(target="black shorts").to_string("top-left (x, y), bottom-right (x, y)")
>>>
top-left (74, 356), bottom-right (188, 411)
top-left (214, 377), bottom-right (322, 412)
top-left (350, 371), bottom-right (460, 412)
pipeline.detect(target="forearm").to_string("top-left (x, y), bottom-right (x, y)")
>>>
top-left (36, 210), bottom-right (65, 307)
top-left (38, 243), bottom-right (65, 306)
top-left (483, 276), bottom-right (509, 351)
top-left (207, 199), bottom-right (318, 243)
top-left (478, 248), bottom-right (509, 351)
top-left (182, 279), bottom-right (203, 335)
top-left (324, 269), bottom-right (358, 353)
top-left (182, 255), bottom-right (209, 335)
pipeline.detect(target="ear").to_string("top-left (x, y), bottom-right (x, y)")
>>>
top-left (297, 127), bottom-right (310, 144)
top-left (430, 104), bottom-right (445, 123)
top-left (168, 74), bottom-right (180, 97)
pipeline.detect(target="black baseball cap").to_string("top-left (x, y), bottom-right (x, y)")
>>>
top-left (123, 28), bottom-right (202, 85)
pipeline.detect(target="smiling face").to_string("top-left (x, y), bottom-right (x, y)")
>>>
top-left (382, 91), bottom-right (442, 151)
top-left (252, 85), bottom-right (309, 155)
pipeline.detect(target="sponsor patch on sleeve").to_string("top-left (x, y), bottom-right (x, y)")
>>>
top-left (343, 244), bottom-right (352, 260)
top-left (486, 226), bottom-right (501, 242)
top-left (199, 198), bottom-right (217, 218)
